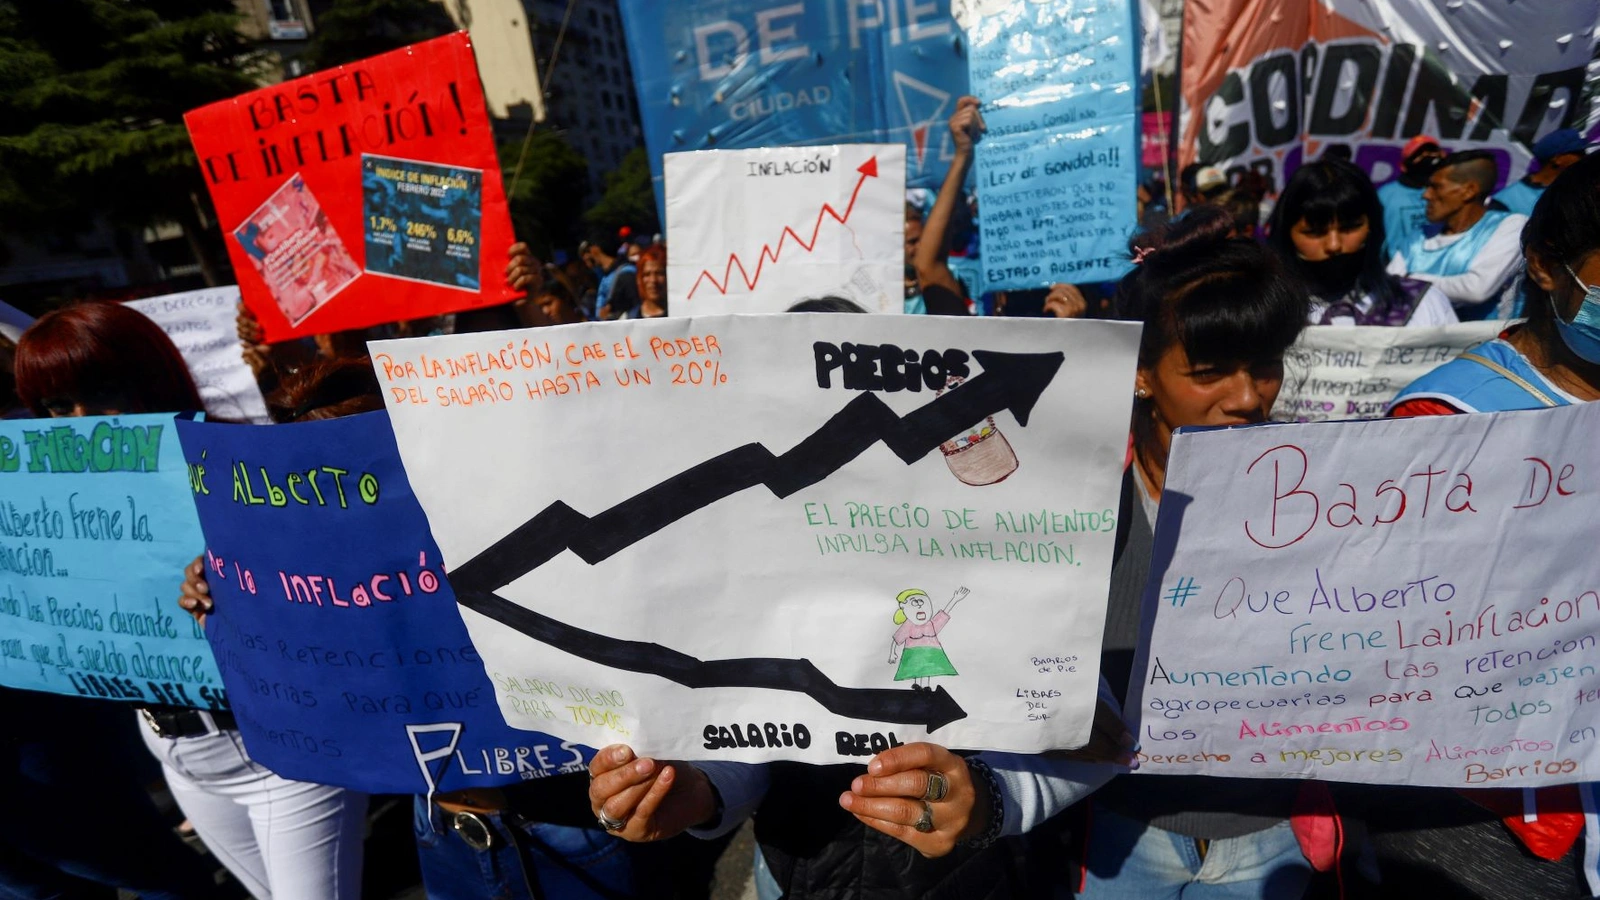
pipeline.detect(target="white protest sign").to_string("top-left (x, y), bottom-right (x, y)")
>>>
top-left (1274, 323), bottom-right (1503, 423)
top-left (128, 287), bottom-right (270, 424)
top-left (1129, 401), bottom-right (1600, 787)
top-left (666, 145), bottom-right (906, 315)
top-left (373, 314), bottom-right (1140, 762)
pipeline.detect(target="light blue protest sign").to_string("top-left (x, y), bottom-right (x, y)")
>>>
top-left (619, 0), bottom-right (971, 208)
top-left (0, 414), bottom-right (225, 709)
top-left (968, 0), bottom-right (1140, 293)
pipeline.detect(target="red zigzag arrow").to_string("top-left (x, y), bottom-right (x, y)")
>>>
top-left (687, 156), bottom-right (879, 300)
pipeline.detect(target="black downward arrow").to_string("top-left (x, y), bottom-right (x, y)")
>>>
top-left (457, 590), bottom-right (970, 732)
top-left (447, 349), bottom-right (1065, 733)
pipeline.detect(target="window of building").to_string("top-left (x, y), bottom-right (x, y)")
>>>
top-left (607, 118), bottom-right (617, 136)
top-left (588, 9), bottom-right (598, 26)
top-left (602, 92), bottom-right (613, 110)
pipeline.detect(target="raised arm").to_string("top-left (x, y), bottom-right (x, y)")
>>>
top-left (914, 96), bottom-right (985, 297)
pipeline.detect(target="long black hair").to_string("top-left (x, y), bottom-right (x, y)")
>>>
top-left (1116, 206), bottom-right (1309, 458)
top-left (1265, 158), bottom-right (1404, 314)
top-left (1521, 150), bottom-right (1600, 335)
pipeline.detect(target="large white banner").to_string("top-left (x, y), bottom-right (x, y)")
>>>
top-left (127, 287), bottom-right (271, 425)
top-left (373, 315), bottom-right (1140, 761)
top-left (1130, 401), bottom-right (1600, 787)
top-left (1274, 323), bottom-right (1502, 423)
top-left (1179, 0), bottom-right (1600, 189)
top-left (666, 145), bottom-right (906, 315)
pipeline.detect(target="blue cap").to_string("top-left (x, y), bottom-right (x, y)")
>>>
top-left (1532, 128), bottom-right (1592, 162)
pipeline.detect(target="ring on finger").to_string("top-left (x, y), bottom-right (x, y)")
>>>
top-left (597, 809), bottom-right (627, 832)
top-left (913, 801), bottom-right (935, 834)
top-left (922, 771), bottom-right (948, 803)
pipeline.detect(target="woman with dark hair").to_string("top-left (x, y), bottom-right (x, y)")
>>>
top-left (1364, 130), bottom-right (1600, 900)
top-left (1267, 159), bottom-right (1457, 327)
top-left (15, 302), bottom-right (368, 900)
top-left (588, 207), bottom-right (1319, 899)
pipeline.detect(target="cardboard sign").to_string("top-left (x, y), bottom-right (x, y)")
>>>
top-left (0, 414), bottom-right (225, 709)
top-left (175, 413), bottom-right (586, 794)
top-left (1130, 402), bottom-right (1600, 787)
top-left (185, 33), bottom-right (515, 342)
top-left (1274, 323), bottom-right (1503, 423)
top-left (666, 145), bottom-right (906, 315)
top-left (127, 287), bottom-right (272, 425)
top-left (968, 0), bottom-right (1141, 292)
top-left (373, 315), bottom-right (1141, 762)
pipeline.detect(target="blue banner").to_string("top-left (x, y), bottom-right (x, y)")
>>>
top-left (969, 0), bottom-right (1140, 292)
top-left (619, 0), bottom-right (971, 203)
top-left (0, 414), bottom-right (225, 708)
top-left (175, 413), bottom-right (589, 795)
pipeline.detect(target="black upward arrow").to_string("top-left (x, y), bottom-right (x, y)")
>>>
top-left (448, 349), bottom-right (1065, 732)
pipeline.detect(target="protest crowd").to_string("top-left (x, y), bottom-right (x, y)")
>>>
top-left (5, 3), bottom-right (1600, 900)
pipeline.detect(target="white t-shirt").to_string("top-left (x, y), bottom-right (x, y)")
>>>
top-left (1386, 213), bottom-right (1527, 306)
top-left (1306, 284), bottom-right (1459, 327)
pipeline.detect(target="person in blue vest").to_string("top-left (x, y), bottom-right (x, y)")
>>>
top-left (1376, 135), bottom-right (1444, 257)
top-left (1492, 128), bottom-right (1594, 216)
top-left (1387, 150), bottom-right (1527, 320)
top-left (1375, 140), bottom-right (1600, 900)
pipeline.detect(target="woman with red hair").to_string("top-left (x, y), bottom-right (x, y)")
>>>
top-left (622, 244), bottom-right (667, 319)
top-left (13, 302), bottom-right (368, 900)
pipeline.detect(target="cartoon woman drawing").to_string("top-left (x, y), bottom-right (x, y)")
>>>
top-left (888, 587), bottom-right (969, 690)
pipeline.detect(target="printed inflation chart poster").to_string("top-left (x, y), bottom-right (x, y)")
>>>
top-left (185, 33), bottom-right (515, 342)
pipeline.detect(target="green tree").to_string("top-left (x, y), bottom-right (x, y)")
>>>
top-left (300, 0), bottom-right (457, 70)
top-left (501, 130), bottom-right (590, 258)
top-left (0, 0), bottom-right (266, 284)
top-left (584, 147), bottom-right (659, 244)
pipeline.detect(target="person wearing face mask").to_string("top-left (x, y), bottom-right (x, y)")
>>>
top-left (1387, 150), bottom-right (1528, 319)
top-left (1377, 136), bottom-right (1445, 257)
top-left (1268, 159), bottom-right (1457, 326)
top-left (1362, 150), bottom-right (1600, 900)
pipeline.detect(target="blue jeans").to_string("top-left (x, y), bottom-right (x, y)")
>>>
top-left (1080, 806), bottom-right (1312, 900)
top-left (413, 796), bottom-right (650, 900)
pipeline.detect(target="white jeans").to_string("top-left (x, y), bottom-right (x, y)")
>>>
top-left (139, 714), bottom-right (367, 900)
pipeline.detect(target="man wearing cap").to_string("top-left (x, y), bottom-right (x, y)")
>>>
top-left (1387, 150), bottom-right (1527, 320)
top-left (1492, 128), bottom-right (1592, 216)
top-left (1377, 136), bottom-right (1445, 257)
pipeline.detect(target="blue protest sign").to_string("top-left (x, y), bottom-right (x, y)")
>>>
top-left (175, 412), bottom-right (589, 795)
top-left (619, 0), bottom-right (971, 203)
top-left (0, 414), bottom-right (225, 708)
top-left (968, 0), bottom-right (1140, 293)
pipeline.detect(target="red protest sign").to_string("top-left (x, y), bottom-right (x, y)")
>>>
top-left (185, 33), bottom-right (515, 342)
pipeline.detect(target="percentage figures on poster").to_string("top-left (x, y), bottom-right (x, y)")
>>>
top-left (447, 228), bottom-right (475, 246)
top-left (370, 216), bottom-right (398, 233)
top-left (672, 359), bottom-right (727, 388)
top-left (406, 221), bottom-right (438, 240)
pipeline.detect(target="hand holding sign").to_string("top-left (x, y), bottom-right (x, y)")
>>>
top-left (949, 97), bottom-right (986, 155)
top-left (587, 745), bottom-right (719, 842)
